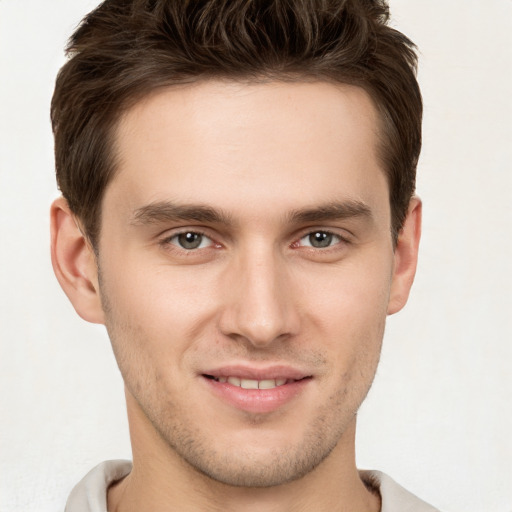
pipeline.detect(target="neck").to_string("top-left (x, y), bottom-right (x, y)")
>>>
top-left (108, 391), bottom-right (380, 512)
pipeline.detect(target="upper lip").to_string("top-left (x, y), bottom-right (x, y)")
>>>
top-left (201, 364), bottom-right (311, 381)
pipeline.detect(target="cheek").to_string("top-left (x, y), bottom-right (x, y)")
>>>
top-left (302, 257), bottom-right (392, 324)
top-left (98, 271), bottom-right (201, 402)
top-left (298, 258), bottom-right (391, 364)
top-left (99, 259), bottom-right (221, 356)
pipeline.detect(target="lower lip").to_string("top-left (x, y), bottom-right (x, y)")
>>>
top-left (202, 376), bottom-right (311, 414)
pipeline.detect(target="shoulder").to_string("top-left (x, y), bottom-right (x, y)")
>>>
top-left (65, 460), bottom-right (132, 512)
top-left (360, 470), bottom-right (442, 512)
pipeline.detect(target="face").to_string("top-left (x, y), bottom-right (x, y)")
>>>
top-left (95, 80), bottom-right (406, 487)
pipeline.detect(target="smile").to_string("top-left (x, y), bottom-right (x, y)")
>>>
top-left (204, 375), bottom-right (296, 389)
top-left (202, 370), bottom-right (312, 414)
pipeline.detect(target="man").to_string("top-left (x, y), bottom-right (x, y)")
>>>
top-left (50, 0), bottom-right (437, 510)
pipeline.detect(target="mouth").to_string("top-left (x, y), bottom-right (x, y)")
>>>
top-left (203, 374), bottom-right (306, 390)
top-left (201, 367), bottom-right (313, 414)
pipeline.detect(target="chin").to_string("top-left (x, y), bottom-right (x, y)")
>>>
top-left (150, 406), bottom-right (348, 488)
top-left (182, 441), bottom-right (337, 488)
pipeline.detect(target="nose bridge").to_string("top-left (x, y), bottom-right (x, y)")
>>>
top-left (220, 241), bottom-right (298, 347)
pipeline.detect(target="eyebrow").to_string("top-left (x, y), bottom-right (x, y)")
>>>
top-left (130, 199), bottom-right (373, 227)
top-left (287, 200), bottom-right (373, 224)
top-left (130, 201), bottom-right (233, 226)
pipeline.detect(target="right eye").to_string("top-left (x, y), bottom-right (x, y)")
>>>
top-left (167, 231), bottom-right (214, 250)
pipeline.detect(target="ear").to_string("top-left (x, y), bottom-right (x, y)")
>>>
top-left (387, 197), bottom-right (422, 315)
top-left (50, 197), bottom-right (105, 324)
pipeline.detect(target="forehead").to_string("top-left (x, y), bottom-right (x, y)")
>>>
top-left (108, 80), bottom-right (388, 223)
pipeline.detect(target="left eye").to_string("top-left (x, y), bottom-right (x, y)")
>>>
top-left (168, 232), bottom-right (213, 250)
top-left (299, 231), bottom-right (342, 249)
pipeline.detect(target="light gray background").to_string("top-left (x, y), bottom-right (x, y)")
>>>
top-left (1, 1), bottom-right (511, 511)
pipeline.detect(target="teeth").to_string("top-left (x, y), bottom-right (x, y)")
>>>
top-left (240, 379), bottom-right (259, 389)
top-left (217, 376), bottom-right (292, 389)
top-left (227, 376), bottom-right (241, 386)
top-left (258, 379), bottom-right (277, 389)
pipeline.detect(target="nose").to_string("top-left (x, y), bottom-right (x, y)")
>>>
top-left (219, 246), bottom-right (300, 348)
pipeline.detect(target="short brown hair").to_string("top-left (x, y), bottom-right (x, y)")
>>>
top-left (52, 0), bottom-right (422, 248)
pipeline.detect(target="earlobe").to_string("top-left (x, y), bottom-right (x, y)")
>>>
top-left (387, 197), bottom-right (422, 315)
top-left (50, 197), bottom-right (105, 324)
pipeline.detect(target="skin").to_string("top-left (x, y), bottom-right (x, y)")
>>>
top-left (51, 80), bottom-right (421, 512)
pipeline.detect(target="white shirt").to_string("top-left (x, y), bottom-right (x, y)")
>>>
top-left (65, 460), bottom-right (441, 512)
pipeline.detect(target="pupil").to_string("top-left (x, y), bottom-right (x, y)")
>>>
top-left (310, 231), bottom-right (332, 248)
top-left (178, 232), bottom-right (202, 249)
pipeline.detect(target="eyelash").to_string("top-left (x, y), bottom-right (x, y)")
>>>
top-left (159, 228), bottom-right (350, 253)
top-left (294, 229), bottom-right (349, 250)
top-left (160, 230), bottom-right (217, 252)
